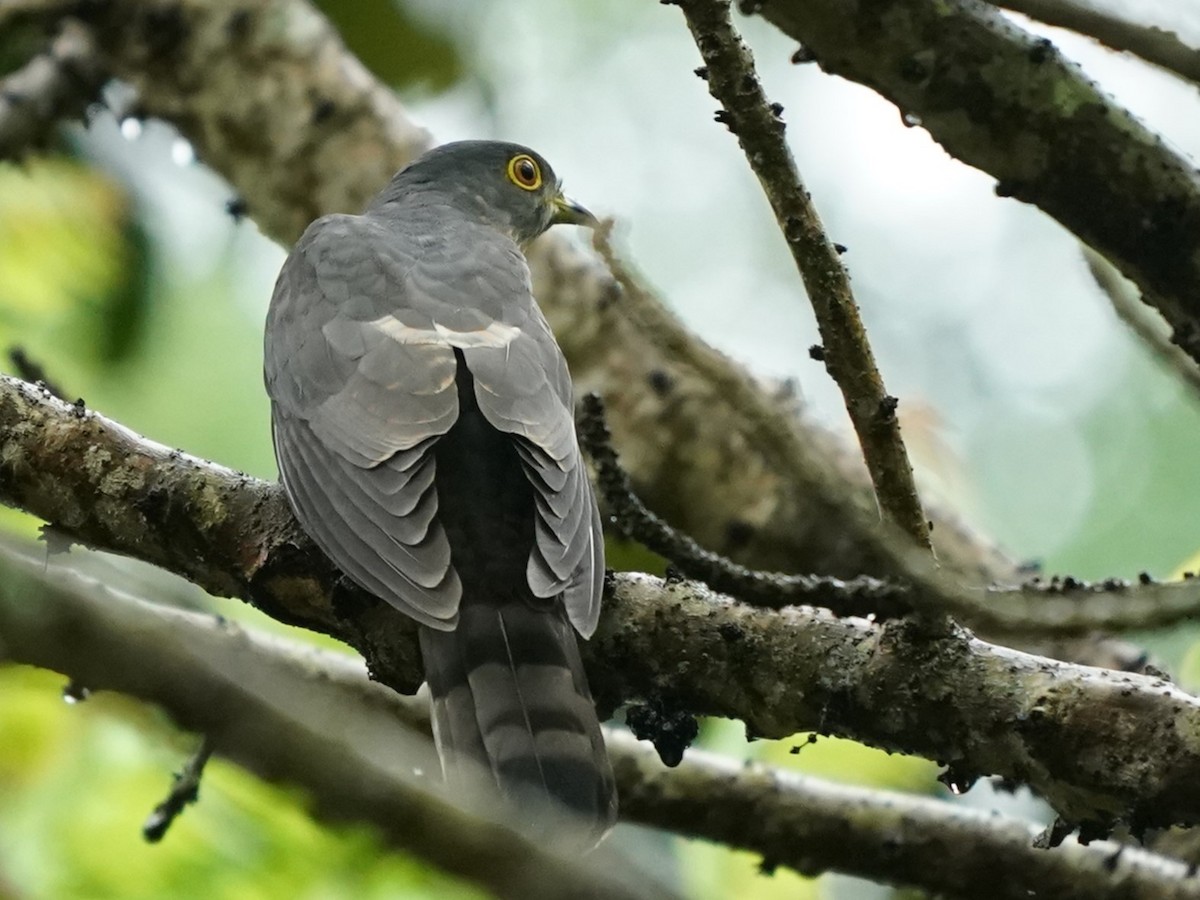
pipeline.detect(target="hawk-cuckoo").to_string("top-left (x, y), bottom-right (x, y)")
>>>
top-left (264, 141), bottom-right (616, 840)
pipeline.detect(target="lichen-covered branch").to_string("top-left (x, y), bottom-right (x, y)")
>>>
top-left (5, 377), bottom-right (1200, 829)
top-left (616, 737), bottom-right (1199, 900)
top-left (599, 575), bottom-right (1200, 831)
top-left (995, 0), bottom-right (1200, 88)
top-left (0, 0), bottom-right (1019, 587)
top-left (6, 542), bottom-right (1198, 900)
top-left (673, 0), bottom-right (931, 551)
top-left (0, 543), bottom-right (673, 900)
top-left (749, 0), bottom-right (1200, 362)
top-left (0, 376), bottom-right (429, 690)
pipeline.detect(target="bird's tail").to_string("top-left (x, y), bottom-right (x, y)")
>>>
top-left (419, 590), bottom-right (617, 843)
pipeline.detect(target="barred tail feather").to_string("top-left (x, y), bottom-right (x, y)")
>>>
top-left (420, 591), bottom-right (616, 843)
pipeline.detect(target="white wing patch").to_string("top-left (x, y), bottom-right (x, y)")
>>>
top-left (370, 315), bottom-right (522, 349)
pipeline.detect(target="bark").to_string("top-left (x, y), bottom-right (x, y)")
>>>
top-left (4, 378), bottom-right (1200, 830)
top-left (0, 543), bottom-right (673, 900)
top-left (4, 541), bottom-right (1197, 900)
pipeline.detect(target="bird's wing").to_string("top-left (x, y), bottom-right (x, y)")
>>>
top-left (463, 300), bottom-right (605, 638)
top-left (265, 214), bottom-right (481, 628)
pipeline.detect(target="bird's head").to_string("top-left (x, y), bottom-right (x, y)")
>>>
top-left (376, 140), bottom-right (597, 246)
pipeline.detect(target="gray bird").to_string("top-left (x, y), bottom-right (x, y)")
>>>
top-left (264, 141), bottom-right (616, 840)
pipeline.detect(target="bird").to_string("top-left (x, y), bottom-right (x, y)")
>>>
top-left (263, 140), bottom-right (617, 842)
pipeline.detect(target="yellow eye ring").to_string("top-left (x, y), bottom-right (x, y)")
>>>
top-left (507, 154), bottom-right (542, 191)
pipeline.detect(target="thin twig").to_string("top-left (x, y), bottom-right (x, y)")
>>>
top-left (8, 347), bottom-right (67, 400)
top-left (579, 392), bottom-right (911, 617)
top-left (143, 736), bottom-right (214, 842)
top-left (994, 0), bottom-right (1200, 88)
top-left (1083, 248), bottom-right (1200, 397)
top-left (672, 0), bottom-right (932, 552)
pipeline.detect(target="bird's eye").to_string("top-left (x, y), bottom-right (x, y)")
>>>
top-left (507, 154), bottom-right (542, 191)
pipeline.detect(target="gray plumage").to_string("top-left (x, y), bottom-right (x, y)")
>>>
top-left (264, 141), bottom-right (616, 840)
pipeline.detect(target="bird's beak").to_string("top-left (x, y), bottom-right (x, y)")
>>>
top-left (551, 193), bottom-right (598, 228)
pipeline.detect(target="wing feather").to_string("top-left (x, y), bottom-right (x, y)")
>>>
top-left (265, 214), bottom-right (468, 627)
top-left (564, 501), bottom-right (606, 638)
top-left (265, 210), bottom-right (604, 635)
top-left (275, 415), bottom-right (460, 622)
top-left (274, 419), bottom-right (461, 622)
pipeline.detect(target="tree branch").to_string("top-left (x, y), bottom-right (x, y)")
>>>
top-left (1084, 247), bottom-right (1200, 397)
top-left (619, 737), bottom-right (1200, 900)
top-left (0, 539), bottom-right (673, 900)
top-left (0, 0), bottom-right (1021, 590)
top-left (584, 206), bottom-right (1149, 669)
top-left (671, 2), bottom-right (932, 551)
top-left (994, 0), bottom-right (1200, 88)
top-left (5, 377), bottom-right (1200, 830)
top-left (748, 0), bottom-right (1200, 364)
top-left (579, 388), bottom-right (1200, 635)
top-left (579, 392), bottom-right (912, 620)
top-left (5, 541), bottom-right (1198, 900)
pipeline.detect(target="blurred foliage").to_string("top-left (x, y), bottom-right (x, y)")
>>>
top-left (0, 666), bottom-right (484, 900)
top-left (0, 18), bottom-right (46, 79)
top-left (0, 155), bottom-right (272, 474)
top-left (0, 159), bottom-right (150, 370)
top-left (313, 0), bottom-right (463, 91)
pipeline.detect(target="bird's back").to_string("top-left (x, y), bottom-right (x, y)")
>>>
top-left (421, 351), bottom-right (616, 836)
top-left (266, 174), bottom-right (616, 842)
